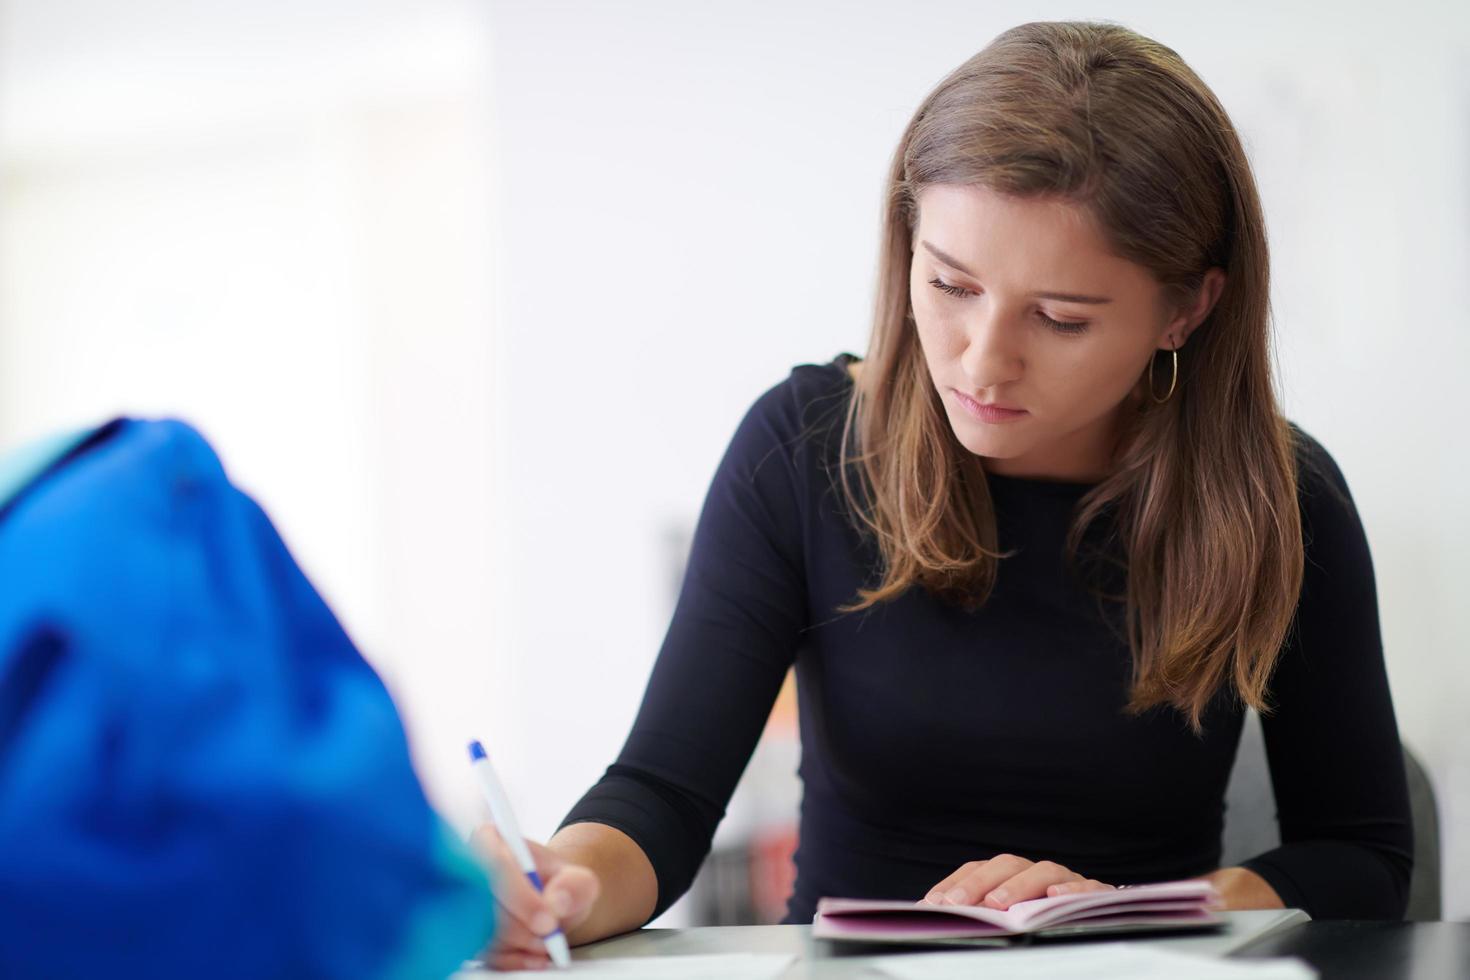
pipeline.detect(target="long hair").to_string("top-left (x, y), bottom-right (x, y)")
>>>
top-left (836, 20), bottom-right (1303, 733)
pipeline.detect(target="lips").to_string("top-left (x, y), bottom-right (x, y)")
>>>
top-left (950, 389), bottom-right (1029, 425)
top-left (953, 389), bottom-right (1026, 413)
top-left (959, 393), bottom-right (1024, 411)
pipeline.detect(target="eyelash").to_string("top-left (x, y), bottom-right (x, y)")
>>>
top-left (927, 276), bottom-right (1089, 336)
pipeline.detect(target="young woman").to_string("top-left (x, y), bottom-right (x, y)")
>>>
top-left (473, 20), bottom-right (1412, 970)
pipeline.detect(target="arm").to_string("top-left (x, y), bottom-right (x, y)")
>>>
top-left (543, 823), bottom-right (657, 946)
top-left (552, 375), bottom-right (814, 941)
top-left (1234, 429), bottom-right (1414, 919)
top-left (1202, 867), bottom-right (1284, 909)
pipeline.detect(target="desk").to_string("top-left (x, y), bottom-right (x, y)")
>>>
top-left (1232, 920), bottom-right (1470, 979)
top-left (570, 909), bottom-right (1310, 977)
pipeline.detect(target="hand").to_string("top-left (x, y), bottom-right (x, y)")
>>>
top-left (923, 853), bottom-right (1115, 910)
top-left (470, 824), bottom-right (600, 971)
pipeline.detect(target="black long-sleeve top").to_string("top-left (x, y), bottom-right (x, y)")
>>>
top-left (558, 351), bottom-right (1413, 924)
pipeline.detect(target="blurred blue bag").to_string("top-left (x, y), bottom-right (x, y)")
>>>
top-left (0, 418), bottom-right (494, 979)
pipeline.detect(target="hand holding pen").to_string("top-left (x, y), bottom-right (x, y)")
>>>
top-left (468, 741), bottom-right (600, 971)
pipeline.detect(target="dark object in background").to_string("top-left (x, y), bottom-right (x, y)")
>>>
top-left (1232, 920), bottom-right (1470, 979)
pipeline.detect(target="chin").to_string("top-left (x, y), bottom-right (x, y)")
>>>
top-left (945, 415), bottom-right (1032, 459)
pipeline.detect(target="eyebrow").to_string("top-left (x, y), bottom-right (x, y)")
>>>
top-left (919, 240), bottom-right (1114, 304)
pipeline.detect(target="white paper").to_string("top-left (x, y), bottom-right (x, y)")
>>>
top-left (452, 952), bottom-right (795, 979)
top-left (872, 942), bottom-right (1316, 979)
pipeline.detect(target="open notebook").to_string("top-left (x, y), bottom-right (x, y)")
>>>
top-left (813, 879), bottom-right (1224, 944)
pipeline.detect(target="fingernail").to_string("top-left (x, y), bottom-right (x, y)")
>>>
top-left (924, 892), bottom-right (942, 904)
top-left (943, 887), bottom-right (967, 904)
top-left (531, 912), bottom-right (557, 935)
top-left (549, 890), bottom-right (571, 916)
top-left (989, 888), bottom-right (1009, 905)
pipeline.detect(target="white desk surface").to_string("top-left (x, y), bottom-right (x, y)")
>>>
top-left (564, 909), bottom-right (1311, 978)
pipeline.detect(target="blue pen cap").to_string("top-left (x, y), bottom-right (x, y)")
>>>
top-left (468, 741), bottom-right (487, 762)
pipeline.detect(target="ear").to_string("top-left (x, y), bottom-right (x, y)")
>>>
top-left (1159, 267), bottom-right (1226, 350)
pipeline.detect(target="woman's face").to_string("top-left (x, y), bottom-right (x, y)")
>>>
top-left (908, 183), bottom-right (1221, 482)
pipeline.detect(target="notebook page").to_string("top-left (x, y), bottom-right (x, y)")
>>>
top-left (1005, 879), bottom-right (1219, 928)
top-left (819, 879), bottom-right (1219, 933)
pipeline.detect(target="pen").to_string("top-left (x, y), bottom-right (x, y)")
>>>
top-left (468, 740), bottom-right (572, 969)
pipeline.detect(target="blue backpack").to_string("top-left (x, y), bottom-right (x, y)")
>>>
top-left (0, 418), bottom-right (495, 978)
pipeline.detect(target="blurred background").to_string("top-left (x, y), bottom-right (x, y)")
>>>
top-left (1, 0), bottom-right (1465, 926)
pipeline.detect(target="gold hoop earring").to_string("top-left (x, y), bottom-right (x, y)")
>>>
top-left (1149, 345), bottom-right (1178, 403)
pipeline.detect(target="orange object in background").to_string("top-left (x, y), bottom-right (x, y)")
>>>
top-left (687, 667), bottom-right (802, 925)
top-left (765, 668), bottom-right (799, 735)
top-left (747, 667), bottom-right (800, 922)
top-left (749, 823), bottom-right (800, 924)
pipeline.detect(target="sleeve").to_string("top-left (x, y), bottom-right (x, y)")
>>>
top-left (1238, 427), bottom-right (1414, 920)
top-left (556, 374), bottom-right (812, 924)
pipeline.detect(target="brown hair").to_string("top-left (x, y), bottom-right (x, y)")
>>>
top-left (836, 20), bottom-right (1304, 733)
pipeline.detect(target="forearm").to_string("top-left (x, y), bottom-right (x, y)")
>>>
top-left (546, 822), bottom-right (659, 946)
top-left (1200, 866), bottom-right (1285, 910)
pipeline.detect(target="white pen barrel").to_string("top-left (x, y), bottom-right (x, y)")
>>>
top-left (472, 758), bottom-right (538, 872)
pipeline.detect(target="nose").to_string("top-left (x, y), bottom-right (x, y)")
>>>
top-left (958, 301), bottom-right (1024, 389)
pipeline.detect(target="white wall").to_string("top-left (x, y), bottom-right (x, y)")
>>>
top-left (1, 0), bottom-right (1466, 926)
top-left (0, 0), bottom-right (509, 828)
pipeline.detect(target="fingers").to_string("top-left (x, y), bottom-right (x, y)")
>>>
top-left (471, 827), bottom-right (562, 938)
top-left (486, 911), bottom-right (551, 965)
top-left (925, 853), bottom-right (1031, 905)
top-left (484, 948), bottom-right (549, 971)
top-left (922, 855), bottom-right (1109, 910)
top-left (480, 870), bottom-right (596, 971)
top-left (469, 824), bottom-right (572, 974)
top-left (980, 860), bottom-right (1084, 909)
top-left (1047, 878), bottom-right (1116, 898)
top-left (525, 836), bottom-right (573, 882)
top-left (924, 860), bottom-right (989, 904)
top-left (469, 829), bottom-right (604, 971)
top-left (540, 864), bottom-right (600, 931)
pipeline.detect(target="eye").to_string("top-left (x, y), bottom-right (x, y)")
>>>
top-left (928, 275), bottom-right (974, 298)
top-left (928, 277), bottom-right (1090, 336)
top-left (1037, 312), bottom-right (1089, 336)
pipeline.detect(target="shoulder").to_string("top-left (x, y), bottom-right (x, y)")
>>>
top-left (708, 353), bottom-right (860, 507)
top-left (1285, 421), bottom-right (1357, 517)
top-left (738, 351), bottom-right (859, 453)
top-left (753, 351), bottom-right (858, 418)
top-left (1283, 421), bottom-right (1373, 576)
